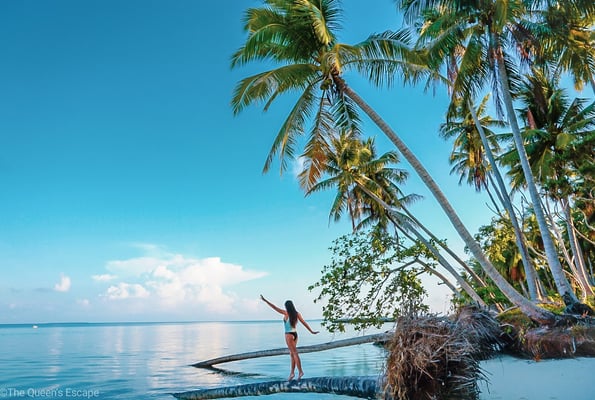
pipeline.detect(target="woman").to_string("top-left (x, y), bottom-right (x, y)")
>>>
top-left (260, 294), bottom-right (319, 381)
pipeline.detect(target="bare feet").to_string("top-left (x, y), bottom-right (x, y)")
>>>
top-left (297, 371), bottom-right (304, 381)
top-left (288, 373), bottom-right (295, 381)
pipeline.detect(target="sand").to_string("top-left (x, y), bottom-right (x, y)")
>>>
top-left (479, 355), bottom-right (594, 400)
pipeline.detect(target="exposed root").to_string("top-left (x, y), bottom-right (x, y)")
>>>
top-left (383, 308), bottom-right (501, 400)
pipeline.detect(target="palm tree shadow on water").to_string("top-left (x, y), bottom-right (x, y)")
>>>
top-left (201, 365), bottom-right (264, 378)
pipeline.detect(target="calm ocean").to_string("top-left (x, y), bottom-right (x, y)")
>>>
top-left (0, 321), bottom-right (387, 399)
top-left (1, 321), bottom-right (593, 400)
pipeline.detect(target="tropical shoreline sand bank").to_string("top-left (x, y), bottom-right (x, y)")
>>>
top-left (479, 355), bottom-right (594, 400)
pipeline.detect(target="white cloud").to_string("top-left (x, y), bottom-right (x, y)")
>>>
top-left (97, 249), bottom-right (268, 316)
top-left (106, 256), bottom-right (164, 277)
top-left (92, 274), bottom-right (117, 282)
top-left (54, 274), bottom-right (71, 292)
top-left (105, 282), bottom-right (150, 300)
top-left (292, 156), bottom-right (306, 178)
top-left (77, 299), bottom-right (90, 307)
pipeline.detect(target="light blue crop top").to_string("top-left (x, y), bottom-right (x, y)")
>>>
top-left (284, 317), bottom-right (296, 333)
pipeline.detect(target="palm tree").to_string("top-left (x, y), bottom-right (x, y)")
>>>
top-left (506, 66), bottom-right (595, 297)
top-left (303, 130), bottom-right (487, 305)
top-left (440, 95), bottom-right (502, 191)
top-left (397, 0), bottom-right (577, 303)
top-left (439, 94), bottom-right (544, 300)
top-left (530, 0), bottom-right (595, 93)
top-left (232, 0), bottom-right (555, 323)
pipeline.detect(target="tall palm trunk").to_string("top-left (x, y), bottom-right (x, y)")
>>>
top-left (396, 218), bottom-right (486, 304)
top-left (562, 199), bottom-right (594, 298)
top-left (485, 172), bottom-right (541, 296)
top-left (401, 205), bottom-right (487, 287)
top-left (493, 42), bottom-right (577, 302)
top-left (467, 99), bottom-right (541, 301)
top-left (333, 76), bottom-right (556, 324)
top-left (485, 174), bottom-right (503, 214)
top-left (356, 180), bottom-right (487, 306)
top-left (417, 259), bottom-right (463, 297)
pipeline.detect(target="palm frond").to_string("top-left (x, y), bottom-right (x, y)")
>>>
top-left (299, 96), bottom-right (335, 190)
top-left (353, 29), bottom-right (423, 88)
top-left (231, 64), bottom-right (319, 115)
top-left (293, 0), bottom-right (341, 46)
top-left (263, 82), bottom-right (320, 174)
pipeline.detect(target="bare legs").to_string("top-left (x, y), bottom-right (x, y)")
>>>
top-left (284, 333), bottom-right (303, 381)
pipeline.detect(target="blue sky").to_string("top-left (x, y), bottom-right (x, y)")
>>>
top-left (0, 0), bottom-right (497, 323)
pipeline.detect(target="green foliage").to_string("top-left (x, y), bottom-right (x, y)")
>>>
top-left (308, 229), bottom-right (429, 333)
top-left (497, 308), bottom-right (538, 331)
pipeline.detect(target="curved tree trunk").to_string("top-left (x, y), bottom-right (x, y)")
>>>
top-left (173, 376), bottom-right (384, 400)
top-left (192, 333), bottom-right (391, 368)
top-left (335, 77), bottom-right (556, 325)
top-left (356, 181), bottom-right (487, 306)
top-left (494, 42), bottom-right (576, 302)
top-left (467, 98), bottom-right (541, 301)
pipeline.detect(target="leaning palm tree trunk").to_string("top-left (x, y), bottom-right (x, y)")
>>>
top-left (334, 76), bottom-right (555, 324)
top-left (192, 333), bottom-right (390, 368)
top-left (417, 258), bottom-right (464, 298)
top-left (401, 205), bottom-right (487, 287)
top-left (494, 44), bottom-right (576, 302)
top-left (356, 179), bottom-right (487, 306)
top-left (395, 217), bottom-right (486, 305)
top-left (172, 376), bottom-right (384, 400)
top-left (562, 200), bottom-right (594, 297)
top-left (467, 98), bottom-right (541, 301)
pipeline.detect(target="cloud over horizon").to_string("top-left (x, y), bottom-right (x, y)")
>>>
top-left (54, 274), bottom-right (71, 292)
top-left (96, 248), bottom-right (268, 316)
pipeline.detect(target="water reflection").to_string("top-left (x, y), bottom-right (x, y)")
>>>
top-left (0, 322), bottom-right (389, 400)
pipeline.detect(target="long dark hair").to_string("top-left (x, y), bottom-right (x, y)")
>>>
top-left (285, 300), bottom-right (298, 327)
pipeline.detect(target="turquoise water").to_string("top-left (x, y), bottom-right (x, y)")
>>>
top-left (0, 321), bottom-right (387, 399)
top-left (1, 321), bottom-right (593, 399)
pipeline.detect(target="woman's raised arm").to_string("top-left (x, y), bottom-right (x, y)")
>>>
top-left (260, 295), bottom-right (287, 316)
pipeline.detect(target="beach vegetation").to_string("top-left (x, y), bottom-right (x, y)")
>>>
top-left (231, 0), bottom-right (569, 325)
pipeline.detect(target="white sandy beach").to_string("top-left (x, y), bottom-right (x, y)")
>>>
top-left (479, 355), bottom-right (594, 400)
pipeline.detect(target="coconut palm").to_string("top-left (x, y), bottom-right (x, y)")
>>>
top-left (503, 66), bottom-right (595, 297)
top-left (530, 0), bottom-right (595, 93)
top-left (232, 0), bottom-right (555, 323)
top-left (439, 95), bottom-right (503, 191)
top-left (303, 130), bottom-right (487, 305)
top-left (439, 94), bottom-right (545, 300)
top-left (397, 0), bottom-right (578, 304)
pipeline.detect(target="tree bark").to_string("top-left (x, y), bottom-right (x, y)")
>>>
top-left (562, 200), bottom-right (594, 297)
top-left (493, 41), bottom-right (576, 302)
top-left (417, 259), bottom-right (463, 297)
top-left (173, 376), bottom-right (384, 400)
top-left (467, 98), bottom-right (541, 301)
top-left (356, 179), bottom-right (487, 306)
top-left (192, 333), bottom-right (391, 368)
top-left (401, 205), bottom-right (487, 287)
top-left (335, 77), bottom-right (556, 325)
